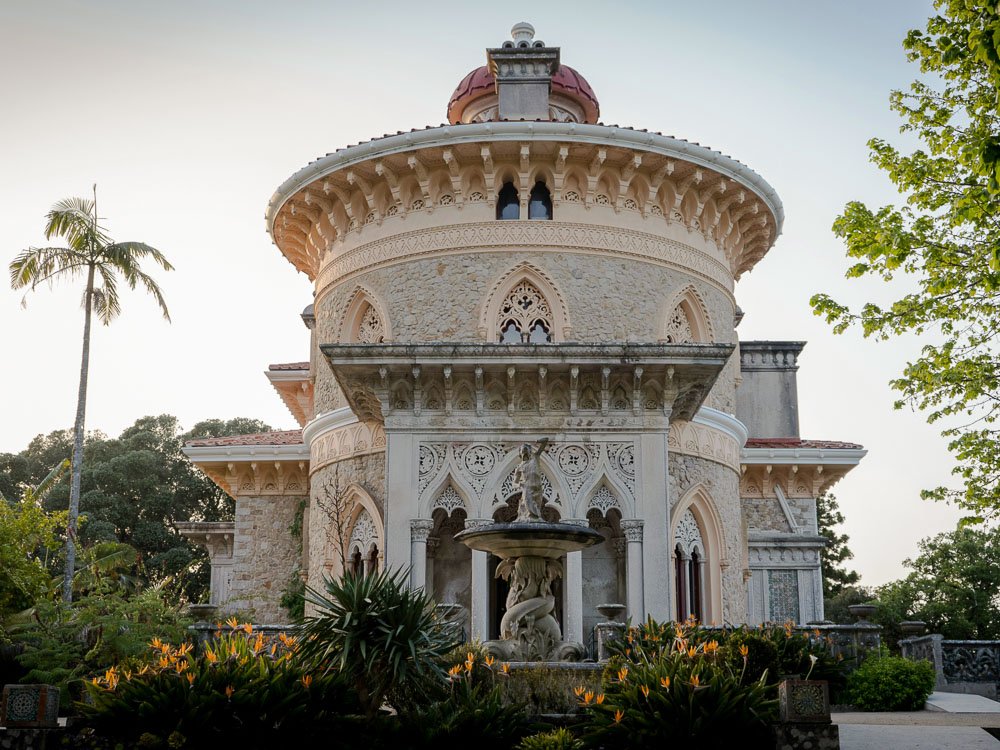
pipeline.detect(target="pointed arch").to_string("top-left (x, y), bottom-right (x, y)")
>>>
top-left (487, 448), bottom-right (568, 518)
top-left (574, 469), bottom-right (635, 518)
top-left (420, 470), bottom-right (476, 518)
top-left (344, 484), bottom-right (384, 576)
top-left (479, 262), bottom-right (571, 341)
top-left (661, 285), bottom-right (714, 343)
top-left (671, 484), bottom-right (725, 623)
top-left (340, 285), bottom-right (392, 343)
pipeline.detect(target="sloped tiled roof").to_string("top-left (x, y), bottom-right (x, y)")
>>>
top-left (744, 438), bottom-right (863, 450)
top-left (185, 430), bottom-right (304, 448)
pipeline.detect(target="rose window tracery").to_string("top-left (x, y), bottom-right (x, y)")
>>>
top-left (356, 303), bottom-right (386, 343)
top-left (497, 280), bottom-right (553, 343)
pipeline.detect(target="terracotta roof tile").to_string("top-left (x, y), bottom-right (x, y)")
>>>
top-left (185, 430), bottom-right (304, 448)
top-left (268, 362), bottom-right (309, 371)
top-left (744, 438), bottom-right (864, 450)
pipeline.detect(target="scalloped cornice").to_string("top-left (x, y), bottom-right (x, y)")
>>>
top-left (267, 122), bottom-right (783, 284)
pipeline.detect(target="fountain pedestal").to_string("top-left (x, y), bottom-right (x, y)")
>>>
top-left (455, 520), bottom-right (603, 661)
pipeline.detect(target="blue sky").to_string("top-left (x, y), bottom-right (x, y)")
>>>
top-left (0, 0), bottom-right (955, 584)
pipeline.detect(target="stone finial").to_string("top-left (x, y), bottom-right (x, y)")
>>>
top-left (511, 22), bottom-right (535, 45)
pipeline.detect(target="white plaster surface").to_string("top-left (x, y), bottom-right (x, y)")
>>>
top-left (927, 692), bottom-right (1000, 713)
top-left (838, 725), bottom-right (1000, 749)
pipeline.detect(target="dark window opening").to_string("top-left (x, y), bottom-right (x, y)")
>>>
top-left (528, 181), bottom-right (553, 220)
top-left (497, 182), bottom-right (520, 220)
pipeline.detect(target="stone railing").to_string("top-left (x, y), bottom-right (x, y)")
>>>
top-left (900, 635), bottom-right (1000, 699)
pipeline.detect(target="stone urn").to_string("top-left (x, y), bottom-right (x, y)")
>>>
top-left (186, 603), bottom-right (219, 623)
top-left (900, 620), bottom-right (927, 637)
top-left (596, 603), bottom-right (626, 623)
top-left (848, 603), bottom-right (877, 623)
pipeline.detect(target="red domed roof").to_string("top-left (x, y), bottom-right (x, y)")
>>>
top-left (447, 64), bottom-right (600, 125)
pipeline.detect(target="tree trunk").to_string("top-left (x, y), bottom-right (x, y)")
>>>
top-left (62, 263), bottom-right (95, 603)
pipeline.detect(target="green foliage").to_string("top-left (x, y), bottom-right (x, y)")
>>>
top-left (279, 570), bottom-right (305, 622)
top-left (518, 727), bottom-right (583, 750)
top-left (810, 2), bottom-right (1000, 520)
top-left (873, 524), bottom-right (1000, 641)
top-left (11, 583), bottom-right (189, 702)
top-left (584, 643), bottom-right (776, 748)
top-left (719, 630), bottom-right (779, 684)
top-left (816, 493), bottom-right (860, 600)
top-left (297, 568), bottom-right (462, 718)
top-left (77, 622), bottom-right (356, 747)
top-left (0, 416), bottom-right (272, 602)
top-left (846, 654), bottom-right (936, 711)
top-left (0, 470), bottom-right (67, 617)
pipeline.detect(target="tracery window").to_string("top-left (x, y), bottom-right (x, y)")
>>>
top-left (497, 279), bottom-right (553, 343)
top-left (673, 509), bottom-right (705, 622)
top-left (663, 304), bottom-right (694, 344)
top-left (496, 182), bottom-right (520, 220)
top-left (528, 181), bottom-right (553, 220)
top-left (356, 302), bottom-right (386, 344)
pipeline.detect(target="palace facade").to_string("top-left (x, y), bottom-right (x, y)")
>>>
top-left (179, 24), bottom-right (865, 643)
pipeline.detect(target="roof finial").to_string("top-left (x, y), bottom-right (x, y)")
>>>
top-left (511, 22), bottom-right (535, 45)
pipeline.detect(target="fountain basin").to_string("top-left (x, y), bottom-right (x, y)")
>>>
top-left (454, 521), bottom-right (603, 557)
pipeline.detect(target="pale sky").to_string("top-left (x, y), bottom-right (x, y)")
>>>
top-left (0, 0), bottom-right (960, 586)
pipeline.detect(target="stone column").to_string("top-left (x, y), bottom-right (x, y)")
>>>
top-left (564, 518), bottom-right (587, 645)
top-left (466, 518), bottom-right (492, 641)
top-left (639, 433), bottom-right (671, 621)
top-left (425, 537), bottom-right (439, 599)
top-left (621, 519), bottom-right (645, 623)
top-left (385, 433), bottom-right (417, 572)
top-left (409, 519), bottom-right (434, 590)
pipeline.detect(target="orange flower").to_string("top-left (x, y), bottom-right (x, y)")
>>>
top-left (242, 622), bottom-right (253, 634)
top-left (270, 643), bottom-right (277, 656)
top-left (225, 685), bottom-right (235, 698)
top-left (501, 663), bottom-right (510, 675)
top-left (186, 672), bottom-right (195, 685)
top-left (739, 644), bottom-right (749, 659)
top-left (226, 617), bottom-right (239, 630)
top-left (617, 666), bottom-right (629, 682)
top-left (466, 651), bottom-right (475, 664)
top-left (149, 637), bottom-right (164, 651)
top-left (205, 649), bottom-right (218, 664)
top-left (583, 690), bottom-right (594, 704)
top-left (614, 709), bottom-right (624, 724)
top-left (687, 646), bottom-right (697, 658)
top-left (464, 660), bottom-right (474, 673)
top-left (448, 665), bottom-right (462, 677)
top-left (704, 640), bottom-right (719, 654)
top-left (640, 685), bottom-right (650, 698)
top-left (595, 694), bottom-right (605, 705)
top-left (301, 675), bottom-right (313, 688)
top-left (573, 685), bottom-right (585, 697)
top-left (690, 675), bottom-right (700, 688)
top-left (484, 655), bottom-right (495, 668)
top-left (660, 676), bottom-right (670, 689)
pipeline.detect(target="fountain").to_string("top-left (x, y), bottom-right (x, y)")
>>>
top-left (456, 439), bottom-right (603, 661)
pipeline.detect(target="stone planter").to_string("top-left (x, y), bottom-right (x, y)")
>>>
top-left (847, 603), bottom-right (877, 623)
top-left (778, 679), bottom-right (830, 724)
top-left (899, 620), bottom-right (927, 637)
top-left (186, 603), bottom-right (219, 623)
top-left (596, 603), bottom-right (626, 622)
top-left (1, 684), bottom-right (60, 728)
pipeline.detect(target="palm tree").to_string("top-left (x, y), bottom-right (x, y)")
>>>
top-left (9, 189), bottom-right (172, 602)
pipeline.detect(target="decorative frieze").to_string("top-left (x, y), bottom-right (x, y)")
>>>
top-left (309, 419), bottom-right (386, 475)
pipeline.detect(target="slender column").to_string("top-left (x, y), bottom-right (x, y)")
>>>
top-left (409, 519), bottom-right (434, 590)
top-left (621, 519), bottom-right (645, 623)
top-left (384, 433), bottom-right (417, 571)
top-left (425, 537), bottom-right (439, 599)
top-left (466, 519), bottom-right (492, 641)
top-left (564, 518), bottom-right (587, 644)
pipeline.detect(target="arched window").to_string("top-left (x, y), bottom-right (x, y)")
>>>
top-left (673, 509), bottom-right (705, 622)
top-left (496, 182), bottom-right (520, 220)
top-left (356, 302), bottom-right (386, 343)
top-left (497, 279), bottom-right (553, 343)
top-left (367, 545), bottom-right (379, 576)
top-left (528, 181), bottom-right (553, 220)
top-left (351, 548), bottom-right (363, 577)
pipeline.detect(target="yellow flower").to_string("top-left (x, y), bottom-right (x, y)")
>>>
top-left (583, 690), bottom-right (594, 704)
top-left (595, 694), bottom-right (605, 705)
top-left (573, 685), bottom-right (585, 697)
top-left (270, 643), bottom-right (277, 656)
top-left (178, 643), bottom-right (193, 655)
top-left (225, 685), bottom-right (235, 698)
top-left (138, 665), bottom-right (150, 676)
top-left (205, 650), bottom-right (218, 664)
top-left (186, 672), bottom-right (195, 685)
top-left (617, 666), bottom-right (629, 682)
top-left (301, 675), bottom-right (313, 688)
top-left (704, 640), bottom-right (719, 654)
top-left (448, 665), bottom-right (462, 677)
top-left (687, 646), bottom-right (697, 658)
top-left (690, 675), bottom-right (700, 688)
top-left (484, 655), bottom-right (495, 668)
top-left (640, 685), bottom-right (650, 698)
top-left (226, 617), bottom-right (239, 629)
top-left (614, 709), bottom-right (624, 724)
top-left (464, 660), bottom-right (474, 673)
top-left (158, 656), bottom-right (170, 669)
top-left (253, 634), bottom-right (265, 654)
top-left (466, 651), bottom-right (475, 664)
top-left (91, 677), bottom-right (100, 686)
top-left (739, 644), bottom-right (749, 659)
top-left (242, 622), bottom-right (253, 634)
top-left (501, 663), bottom-right (510, 675)
top-left (149, 637), bottom-right (164, 651)
top-left (660, 676), bottom-right (670, 689)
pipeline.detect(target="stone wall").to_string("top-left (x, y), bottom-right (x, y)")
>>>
top-left (231, 494), bottom-right (305, 624)
top-left (306, 452), bottom-right (386, 592)
top-left (742, 497), bottom-right (793, 533)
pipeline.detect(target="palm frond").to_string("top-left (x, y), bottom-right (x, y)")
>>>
top-left (93, 264), bottom-right (121, 324)
top-left (9, 247), bottom-right (88, 291)
top-left (44, 197), bottom-right (110, 251)
top-left (105, 241), bottom-right (175, 272)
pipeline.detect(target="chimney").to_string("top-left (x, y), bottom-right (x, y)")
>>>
top-left (487, 22), bottom-right (560, 121)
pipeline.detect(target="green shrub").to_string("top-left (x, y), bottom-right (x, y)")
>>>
top-left (720, 630), bottom-right (779, 684)
top-left (518, 727), bottom-right (583, 750)
top-left (584, 629), bottom-right (776, 749)
top-left (77, 621), bottom-right (357, 747)
top-left (297, 568), bottom-right (461, 717)
top-left (846, 655), bottom-right (936, 711)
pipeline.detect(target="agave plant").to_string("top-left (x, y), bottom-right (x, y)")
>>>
top-left (297, 568), bottom-right (461, 718)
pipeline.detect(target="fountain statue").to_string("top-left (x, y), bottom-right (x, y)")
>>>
top-left (456, 439), bottom-right (603, 661)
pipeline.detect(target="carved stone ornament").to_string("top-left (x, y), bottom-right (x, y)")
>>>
top-left (620, 519), bottom-right (644, 542)
top-left (410, 518), bottom-right (434, 542)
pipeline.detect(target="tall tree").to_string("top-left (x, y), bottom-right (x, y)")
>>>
top-left (810, 2), bottom-right (1000, 521)
top-left (816, 493), bottom-right (860, 600)
top-left (9, 192), bottom-right (173, 601)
